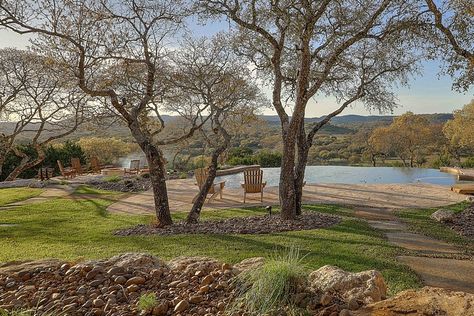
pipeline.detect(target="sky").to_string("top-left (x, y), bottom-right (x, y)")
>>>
top-left (1, 23), bottom-right (472, 117)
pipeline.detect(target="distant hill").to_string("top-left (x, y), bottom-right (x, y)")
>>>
top-left (0, 113), bottom-right (454, 141)
top-left (259, 113), bottom-right (454, 126)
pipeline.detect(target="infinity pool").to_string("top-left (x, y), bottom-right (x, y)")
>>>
top-left (216, 166), bottom-right (458, 189)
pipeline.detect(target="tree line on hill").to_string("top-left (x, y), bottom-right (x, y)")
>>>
top-left (0, 0), bottom-right (472, 225)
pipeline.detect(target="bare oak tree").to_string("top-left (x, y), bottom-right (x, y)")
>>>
top-left (199, 0), bottom-right (422, 218)
top-left (0, 48), bottom-right (87, 180)
top-left (0, 0), bottom-right (208, 225)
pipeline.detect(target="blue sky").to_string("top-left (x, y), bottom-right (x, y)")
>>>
top-left (1, 25), bottom-right (472, 117)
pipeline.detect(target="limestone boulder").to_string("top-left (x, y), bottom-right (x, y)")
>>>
top-left (308, 265), bottom-right (387, 304)
top-left (105, 253), bottom-right (165, 269)
top-left (354, 287), bottom-right (474, 316)
top-left (233, 257), bottom-right (265, 273)
top-left (430, 209), bottom-right (456, 223)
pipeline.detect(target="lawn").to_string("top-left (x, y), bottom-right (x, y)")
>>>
top-left (396, 201), bottom-right (473, 250)
top-left (0, 187), bottom-right (44, 206)
top-left (0, 188), bottom-right (420, 295)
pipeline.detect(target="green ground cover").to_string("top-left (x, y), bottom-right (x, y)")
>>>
top-left (0, 188), bottom-right (44, 206)
top-left (0, 186), bottom-right (420, 294)
top-left (396, 201), bottom-right (473, 250)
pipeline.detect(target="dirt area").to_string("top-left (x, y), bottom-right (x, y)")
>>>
top-left (115, 211), bottom-right (340, 236)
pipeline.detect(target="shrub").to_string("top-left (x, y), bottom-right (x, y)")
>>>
top-left (254, 150), bottom-right (282, 167)
top-left (230, 247), bottom-right (307, 315)
top-left (461, 157), bottom-right (474, 168)
top-left (104, 175), bottom-right (122, 183)
top-left (227, 156), bottom-right (255, 166)
top-left (431, 154), bottom-right (451, 169)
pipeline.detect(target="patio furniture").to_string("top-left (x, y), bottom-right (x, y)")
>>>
top-left (37, 167), bottom-right (54, 181)
top-left (71, 157), bottom-right (84, 175)
top-left (124, 159), bottom-right (140, 175)
top-left (193, 167), bottom-right (225, 202)
top-left (241, 168), bottom-right (266, 203)
top-left (90, 156), bottom-right (102, 173)
top-left (57, 160), bottom-right (76, 179)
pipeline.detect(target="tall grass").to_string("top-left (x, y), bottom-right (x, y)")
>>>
top-left (229, 247), bottom-right (308, 315)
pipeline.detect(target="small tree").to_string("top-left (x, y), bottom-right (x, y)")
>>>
top-left (369, 113), bottom-right (435, 167)
top-left (443, 100), bottom-right (474, 158)
top-left (165, 36), bottom-right (263, 223)
top-left (0, 49), bottom-right (88, 180)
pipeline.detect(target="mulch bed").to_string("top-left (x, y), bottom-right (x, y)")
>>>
top-left (88, 177), bottom-right (152, 192)
top-left (448, 203), bottom-right (474, 239)
top-left (115, 211), bottom-right (341, 236)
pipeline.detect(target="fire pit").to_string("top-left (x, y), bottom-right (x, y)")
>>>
top-left (101, 168), bottom-right (125, 176)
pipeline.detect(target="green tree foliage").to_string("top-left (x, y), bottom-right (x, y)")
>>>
top-left (0, 141), bottom-right (86, 180)
top-left (443, 100), bottom-right (474, 152)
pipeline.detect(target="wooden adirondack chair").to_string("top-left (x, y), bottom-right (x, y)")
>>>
top-left (241, 168), bottom-right (266, 203)
top-left (90, 156), bottom-right (102, 173)
top-left (194, 167), bottom-right (226, 202)
top-left (124, 159), bottom-right (140, 175)
top-left (71, 157), bottom-right (84, 175)
top-left (57, 160), bottom-right (76, 179)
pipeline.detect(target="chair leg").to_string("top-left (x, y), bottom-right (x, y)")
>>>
top-left (243, 192), bottom-right (246, 203)
top-left (261, 190), bottom-right (263, 202)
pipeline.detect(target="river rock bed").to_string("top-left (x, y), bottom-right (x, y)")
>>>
top-left (0, 253), bottom-right (379, 316)
top-left (115, 212), bottom-right (341, 236)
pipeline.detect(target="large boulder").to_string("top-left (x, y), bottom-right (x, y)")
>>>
top-left (430, 209), bottom-right (455, 223)
top-left (233, 257), bottom-right (265, 273)
top-left (354, 286), bottom-right (474, 316)
top-left (105, 253), bottom-right (164, 269)
top-left (308, 265), bottom-right (387, 304)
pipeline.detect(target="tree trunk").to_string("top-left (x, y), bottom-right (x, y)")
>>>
top-left (279, 131), bottom-right (298, 220)
top-left (295, 146), bottom-right (309, 216)
top-left (372, 154), bottom-right (376, 167)
top-left (294, 122), bottom-right (310, 216)
top-left (186, 150), bottom-right (221, 224)
top-left (5, 145), bottom-right (45, 181)
top-left (142, 143), bottom-right (173, 226)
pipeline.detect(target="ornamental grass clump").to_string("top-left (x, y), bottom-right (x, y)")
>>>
top-left (230, 247), bottom-right (308, 315)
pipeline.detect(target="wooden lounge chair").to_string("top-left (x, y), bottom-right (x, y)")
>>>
top-left (124, 159), bottom-right (140, 175)
top-left (193, 167), bottom-right (225, 202)
top-left (71, 157), bottom-right (84, 175)
top-left (57, 160), bottom-right (76, 179)
top-left (90, 156), bottom-right (102, 174)
top-left (241, 168), bottom-right (266, 203)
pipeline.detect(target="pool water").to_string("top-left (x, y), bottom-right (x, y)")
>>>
top-left (216, 166), bottom-right (458, 189)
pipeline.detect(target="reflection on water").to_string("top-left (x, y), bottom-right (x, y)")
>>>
top-left (216, 166), bottom-right (458, 189)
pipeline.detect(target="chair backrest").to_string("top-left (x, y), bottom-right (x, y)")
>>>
top-left (71, 157), bottom-right (82, 174)
top-left (90, 156), bottom-right (100, 172)
top-left (243, 168), bottom-right (264, 193)
top-left (194, 167), bottom-right (209, 189)
top-left (130, 159), bottom-right (140, 170)
top-left (57, 160), bottom-right (66, 175)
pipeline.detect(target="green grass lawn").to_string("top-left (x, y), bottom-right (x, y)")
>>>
top-left (0, 187), bottom-right (44, 206)
top-left (0, 188), bottom-right (420, 295)
top-left (396, 201), bottom-right (473, 250)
